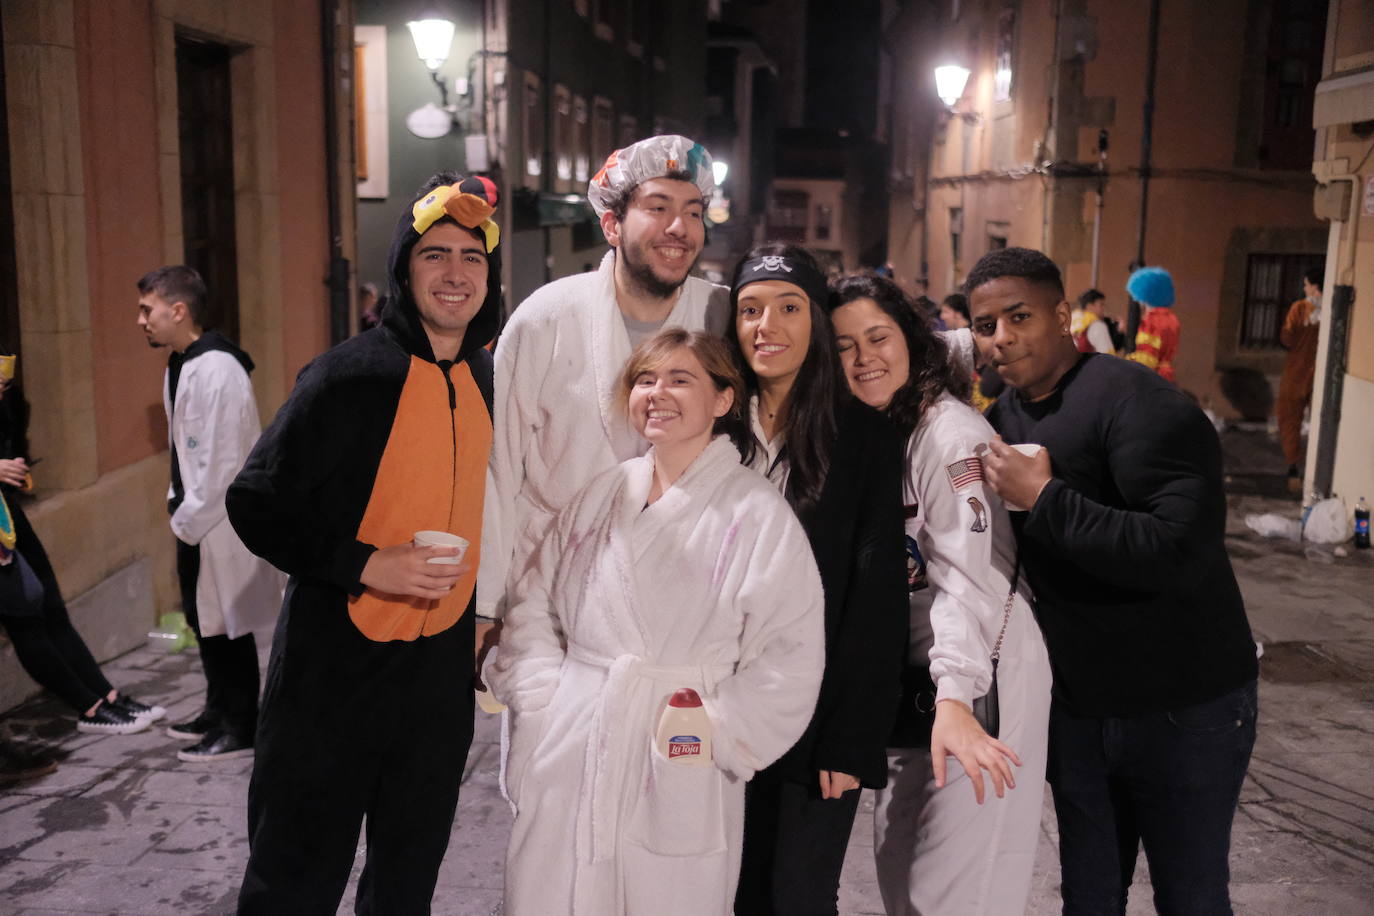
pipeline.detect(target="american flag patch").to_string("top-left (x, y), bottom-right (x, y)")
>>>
top-left (946, 457), bottom-right (984, 492)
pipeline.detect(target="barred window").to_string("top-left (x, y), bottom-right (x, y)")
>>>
top-left (1239, 253), bottom-right (1323, 350)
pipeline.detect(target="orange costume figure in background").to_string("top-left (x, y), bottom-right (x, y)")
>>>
top-left (1276, 268), bottom-right (1324, 486)
top-left (1125, 266), bottom-right (1180, 383)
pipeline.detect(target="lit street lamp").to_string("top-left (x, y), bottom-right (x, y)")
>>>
top-left (406, 18), bottom-right (460, 138)
top-left (407, 18), bottom-right (456, 71)
top-left (934, 65), bottom-right (971, 108)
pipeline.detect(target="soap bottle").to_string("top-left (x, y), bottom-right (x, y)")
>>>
top-left (655, 688), bottom-right (713, 766)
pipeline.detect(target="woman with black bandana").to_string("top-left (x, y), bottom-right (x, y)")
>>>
top-left (725, 243), bottom-right (907, 916)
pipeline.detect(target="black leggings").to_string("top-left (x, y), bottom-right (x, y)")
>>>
top-left (0, 507), bottom-right (112, 713)
top-left (735, 764), bottom-right (863, 916)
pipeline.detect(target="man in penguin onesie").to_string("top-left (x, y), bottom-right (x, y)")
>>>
top-left (229, 172), bottom-right (501, 914)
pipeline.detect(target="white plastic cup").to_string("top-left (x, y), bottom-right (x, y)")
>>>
top-left (475, 684), bottom-right (506, 714)
top-left (413, 530), bottom-right (468, 565)
top-left (1003, 443), bottom-right (1045, 512)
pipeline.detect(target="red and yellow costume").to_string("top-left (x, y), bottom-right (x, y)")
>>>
top-left (1128, 307), bottom-right (1180, 383)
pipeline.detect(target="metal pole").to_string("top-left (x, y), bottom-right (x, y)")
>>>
top-left (1090, 194), bottom-right (1103, 288)
top-left (1090, 129), bottom-right (1108, 288)
top-left (1127, 0), bottom-right (1161, 352)
top-left (1135, 0), bottom-right (1159, 265)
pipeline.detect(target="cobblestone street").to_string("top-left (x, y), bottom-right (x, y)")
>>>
top-left (2, 488), bottom-right (1372, 915)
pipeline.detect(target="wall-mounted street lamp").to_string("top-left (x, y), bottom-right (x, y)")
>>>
top-left (707, 160), bottom-right (731, 223)
top-left (408, 18), bottom-right (455, 70)
top-left (934, 64), bottom-right (980, 125)
top-left (934, 65), bottom-right (970, 107)
top-left (406, 18), bottom-right (460, 138)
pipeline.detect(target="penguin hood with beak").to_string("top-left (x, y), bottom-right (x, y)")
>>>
top-left (382, 172), bottom-right (503, 363)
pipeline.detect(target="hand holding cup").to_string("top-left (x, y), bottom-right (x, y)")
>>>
top-left (413, 530), bottom-right (469, 564)
top-left (984, 438), bottom-right (1052, 513)
top-left (360, 534), bottom-right (470, 599)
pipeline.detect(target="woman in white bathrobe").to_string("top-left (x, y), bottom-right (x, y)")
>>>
top-left (487, 328), bottom-right (826, 916)
top-left (829, 274), bottom-right (1053, 916)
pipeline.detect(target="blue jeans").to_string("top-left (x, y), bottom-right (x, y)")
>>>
top-left (1047, 680), bottom-right (1258, 916)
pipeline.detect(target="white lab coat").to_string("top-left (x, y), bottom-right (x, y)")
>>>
top-left (873, 393), bottom-right (1052, 916)
top-left (478, 250), bottom-right (730, 617)
top-left (488, 436), bottom-right (825, 916)
top-left (164, 350), bottom-right (284, 639)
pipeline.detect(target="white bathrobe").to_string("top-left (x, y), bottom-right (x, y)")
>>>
top-left (488, 436), bottom-right (825, 916)
top-left (163, 351), bottom-right (284, 638)
top-left (478, 250), bottom-right (730, 617)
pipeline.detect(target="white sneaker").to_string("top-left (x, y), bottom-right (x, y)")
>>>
top-left (77, 702), bottom-right (151, 735)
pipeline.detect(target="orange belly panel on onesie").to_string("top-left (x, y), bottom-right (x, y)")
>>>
top-left (348, 356), bottom-right (492, 642)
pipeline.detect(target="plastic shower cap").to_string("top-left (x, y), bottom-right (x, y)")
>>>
top-left (587, 135), bottom-right (715, 218)
top-left (1127, 266), bottom-right (1175, 308)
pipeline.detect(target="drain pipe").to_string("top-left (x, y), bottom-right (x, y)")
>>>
top-left (1310, 166), bottom-right (1361, 499)
top-left (320, 0), bottom-right (350, 345)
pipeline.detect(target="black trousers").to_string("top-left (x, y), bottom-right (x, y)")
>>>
top-left (176, 538), bottom-right (259, 740)
top-left (238, 586), bottom-right (475, 915)
top-left (1048, 681), bottom-right (1258, 916)
top-left (0, 506), bottom-right (112, 713)
top-left (735, 763), bottom-right (863, 916)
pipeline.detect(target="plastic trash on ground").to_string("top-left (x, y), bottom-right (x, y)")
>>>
top-left (1244, 513), bottom-right (1302, 540)
top-left (1304, 498), bottom-right (1352, 545)
top-left (146, 611), bottom-right (197, 654)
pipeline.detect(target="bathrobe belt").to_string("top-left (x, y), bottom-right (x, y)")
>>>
top-left (566, 643), bottom-right (734, 864)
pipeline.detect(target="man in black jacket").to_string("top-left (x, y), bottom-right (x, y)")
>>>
top-left (969, 248), bottom-right (1258, 916)
top-left (228, 173), bottom-right (501, 914)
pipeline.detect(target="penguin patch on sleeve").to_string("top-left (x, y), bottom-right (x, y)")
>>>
top-left (967, 496), bottom-right (988, 533)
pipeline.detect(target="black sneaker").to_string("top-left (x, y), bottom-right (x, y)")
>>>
top-left (177, 729), bottom-right (253, 763)
top-left (112, 693), bottom-right (166, 723)
top-left (77, 702), bottom-right (151, 735)
top-left (165, 710), bottom-right (216, 740)
top-left (0, 743), bottom-right (58, 784)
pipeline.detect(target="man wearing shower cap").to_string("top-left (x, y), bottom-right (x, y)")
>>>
top-left (477, 135), bottom-right (731, 623)
top-left (229, 171), bottom-right (500, 912)
top-left (1125, 266), bottom-right (1181, 383)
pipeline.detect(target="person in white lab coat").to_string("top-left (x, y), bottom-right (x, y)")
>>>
top-left (828, 274), bottom-right (1052, 916)
top-left (488, 328), bottom-right (825, 916)
top-left (479, 135), bottom-right (730, 629)
top-left (138, 266), bottom-right (282, 762)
